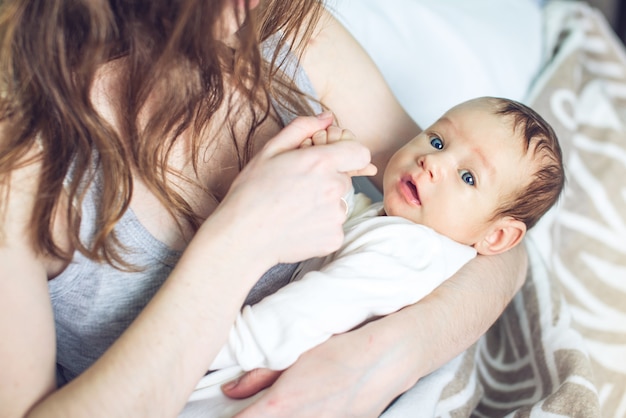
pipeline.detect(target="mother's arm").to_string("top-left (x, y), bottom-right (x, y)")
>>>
top-left (0, 115), bottom-right (372, 418)
top-left (227, 248), bottom-right (526, 418)
top-left (223, 7), bottom-right (528, 417)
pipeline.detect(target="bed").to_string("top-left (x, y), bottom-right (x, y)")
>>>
top-left (185, 1), bottom-right (625, 416)
top-left (332, 0), bottom-right (626, 416)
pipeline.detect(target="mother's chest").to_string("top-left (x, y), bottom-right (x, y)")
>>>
top-left (129, 113), bottom-right (284, 251)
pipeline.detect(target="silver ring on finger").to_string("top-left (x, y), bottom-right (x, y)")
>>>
top-left (340, 197), bottom-right (349, 217)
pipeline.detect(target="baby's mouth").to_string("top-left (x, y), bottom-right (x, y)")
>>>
top-left (402, 177), bottom-right (421, 205)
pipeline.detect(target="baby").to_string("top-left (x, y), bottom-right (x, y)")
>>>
top-left (202, 96), bottom-right (564, 385)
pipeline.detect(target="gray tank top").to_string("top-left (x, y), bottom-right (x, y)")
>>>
top-left (49, 41), bottom-right (320, 386)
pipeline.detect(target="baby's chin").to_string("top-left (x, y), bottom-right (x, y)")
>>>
top-left (381, 200), bottom-right (394, 217)
top-left (382, 203), bottom-right (414, 222)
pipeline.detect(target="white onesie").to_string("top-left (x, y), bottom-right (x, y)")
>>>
top-left (209, 192), bottom-right (477, 371)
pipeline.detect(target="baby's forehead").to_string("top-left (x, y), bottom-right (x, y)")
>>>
top-left (443, 102), bottom-right (523, 139)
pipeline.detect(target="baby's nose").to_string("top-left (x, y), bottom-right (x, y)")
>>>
top-left (419, 154), bottom-right (444, 182)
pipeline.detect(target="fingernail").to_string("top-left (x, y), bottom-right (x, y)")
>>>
top-left (316, 111), bottom-right (332, 119)
top-left (221, 376), bottom-right (241, 391)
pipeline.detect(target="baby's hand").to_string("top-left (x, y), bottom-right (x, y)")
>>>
top-left (301, 125), bottom-right (357, 148)
top-left (300, 125), bottom-right (376, 178)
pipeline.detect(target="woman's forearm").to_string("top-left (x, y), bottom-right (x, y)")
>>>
top-left (28, 210), bottom-right (271, 418)
top-left (377, 243), bottom-right (528, 382)
top-left (227, 244), bottom-right (529, 418)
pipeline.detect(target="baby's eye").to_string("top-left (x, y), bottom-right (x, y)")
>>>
top-left (460, 170), bottom-right (475, 186)
top-left (430, 137), bottom-right (443, 150)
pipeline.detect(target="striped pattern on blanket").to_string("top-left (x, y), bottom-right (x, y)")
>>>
top-left (527, 2), bottom-right (626, 416)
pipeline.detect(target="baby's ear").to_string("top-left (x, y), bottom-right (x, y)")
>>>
top-left (473, 217), bottom-right (526, 255)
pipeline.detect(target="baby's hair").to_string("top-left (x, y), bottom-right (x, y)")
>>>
top-left (488, 97), bottom-right (565, 229)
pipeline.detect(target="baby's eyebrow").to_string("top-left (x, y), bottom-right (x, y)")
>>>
top-left (470, 146), bottom-right (495, 177)
top-left (437, 116), bottom-right (453, 130)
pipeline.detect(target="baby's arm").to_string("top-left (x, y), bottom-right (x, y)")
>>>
top-left (209, 218), bottom-right (476, 372)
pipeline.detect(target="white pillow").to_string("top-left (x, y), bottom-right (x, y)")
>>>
top-left (328, 0), bottom-right (544, 128)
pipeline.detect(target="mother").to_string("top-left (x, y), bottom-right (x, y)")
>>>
top-left (0, 0), bottom-right (526, 416)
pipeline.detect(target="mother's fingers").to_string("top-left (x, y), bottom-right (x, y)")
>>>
top-left (317, 139), bottom-right (373, 175)
top-left (222, 369), bottom-right (282, 399)
top-left (346, 163), bottom-right (377, 179)
top-left (263, 113), bottom-right (334, 156)
top-left (259, 114), bottom-right (374, 178)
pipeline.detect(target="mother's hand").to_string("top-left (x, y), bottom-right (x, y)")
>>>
top-left (214, 113), bottom-right (376, 267)
top-left (223, 317), bottom-right (418, 418)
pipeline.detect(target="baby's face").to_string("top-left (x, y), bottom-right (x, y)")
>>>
top-left (382, 99), bottom-right (533, 246)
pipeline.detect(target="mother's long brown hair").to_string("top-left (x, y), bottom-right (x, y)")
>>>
top-left (0, 0), bottom-right (324, 268)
